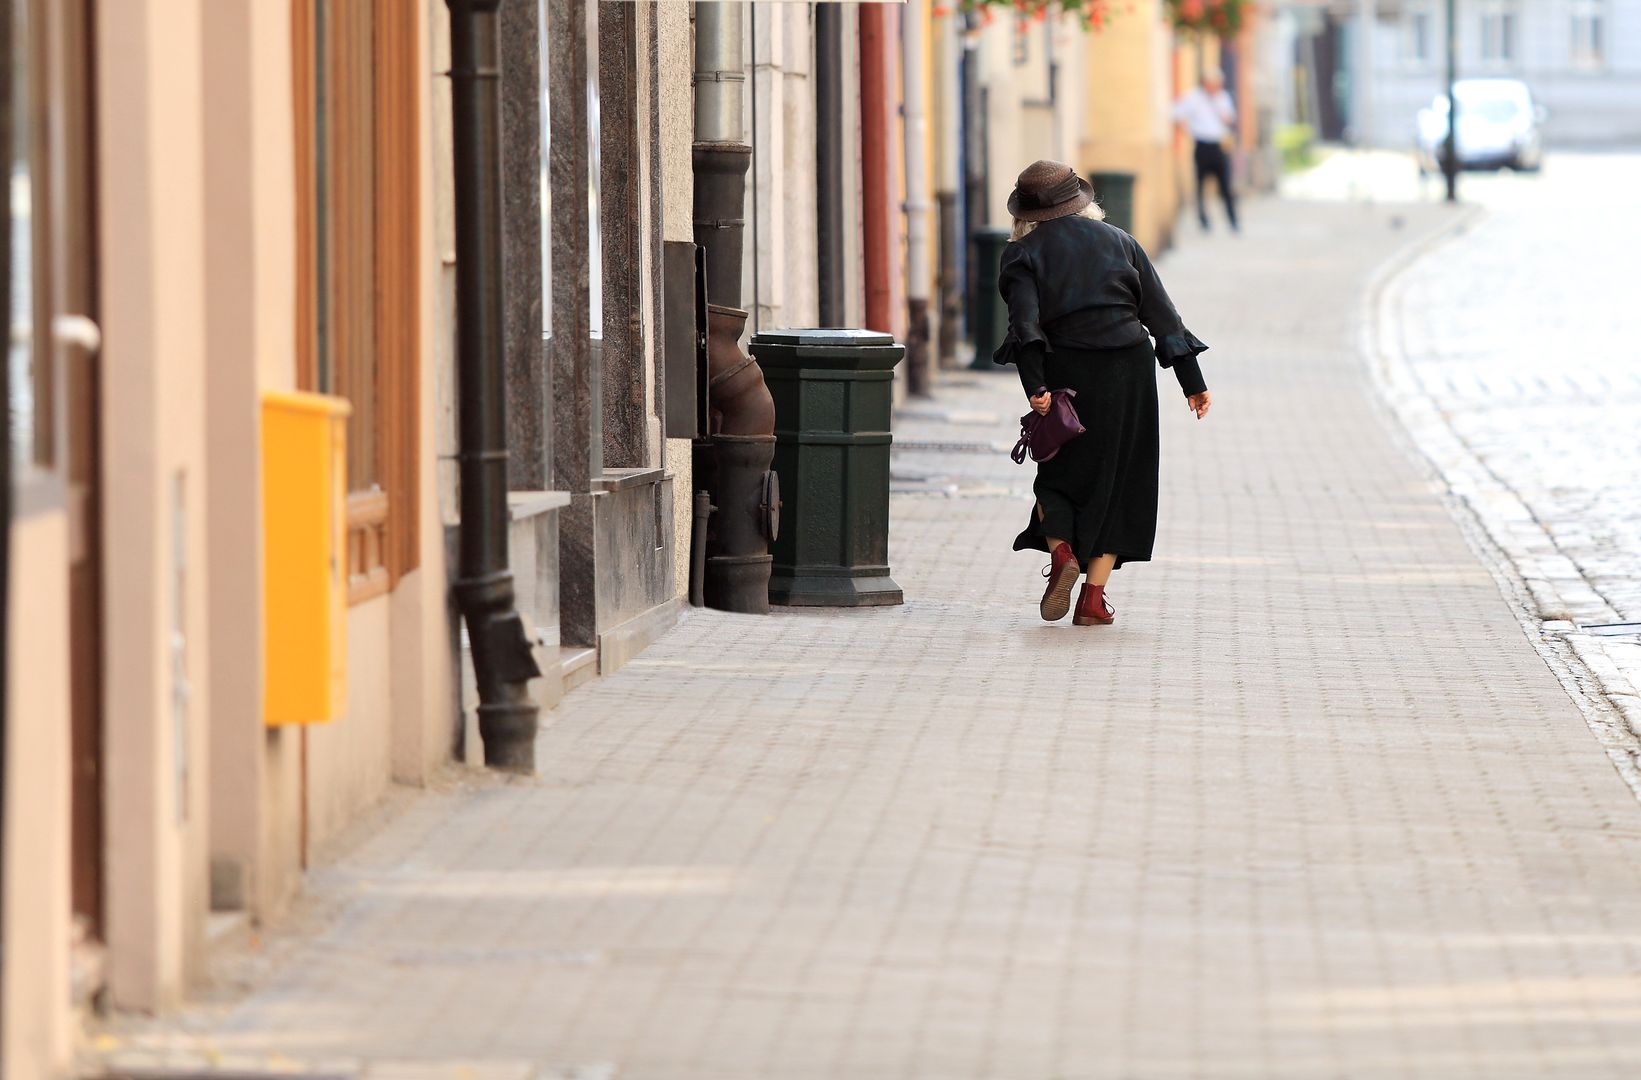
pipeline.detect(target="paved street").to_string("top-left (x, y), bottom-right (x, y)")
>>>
top-left (1375, 152), bottom-right (1641, 731)
top-left (97, 195), bottom-right (1641, 1079)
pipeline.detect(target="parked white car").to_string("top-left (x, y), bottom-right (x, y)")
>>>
top-left (1417, 78), bottom-right (1546, 173)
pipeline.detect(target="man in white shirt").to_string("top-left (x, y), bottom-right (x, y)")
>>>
top-left (1172, 70), bottom-right (1239, 232)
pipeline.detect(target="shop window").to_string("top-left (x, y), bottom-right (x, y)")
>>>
top-left (292, 0), bottom-right (420, 602)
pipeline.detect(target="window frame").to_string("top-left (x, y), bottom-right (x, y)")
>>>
top-left (292, 0), bottom-right (420, 605)
top-left (1477, 1), bottom-right (1519, 67)
top-left (1402, 5), bottom-right (1434, 70)
top-left (1569, 0), bottom-right (1605, 70)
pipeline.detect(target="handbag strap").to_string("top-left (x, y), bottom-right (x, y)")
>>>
top-left (1011, 434), bottom-right (1030, 465)
top-left (1011, 390), bottom-right (1077, 466)
top-left (1011, 416), bottom-right (1034, 465)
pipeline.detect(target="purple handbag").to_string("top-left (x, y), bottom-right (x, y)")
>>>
top-left (1010, 388), bottom-right (1085, 464)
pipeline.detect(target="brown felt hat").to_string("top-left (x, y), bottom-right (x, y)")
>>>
top-left (1007, 159), bottom-right (1094, 222)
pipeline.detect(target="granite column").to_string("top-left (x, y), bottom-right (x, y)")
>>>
top-left (547, 0), bottom-right (596, 646)
top-left (500, 0), bottom-right (548, 490)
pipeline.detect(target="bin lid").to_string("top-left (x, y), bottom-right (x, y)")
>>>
top-left (750, 328), bottom-right (896, 348)
top-left (262, 388), bottom-right (352, 418)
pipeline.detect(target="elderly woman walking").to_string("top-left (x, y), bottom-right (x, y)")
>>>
top-left (996, 160), bottom-right (1212, 626)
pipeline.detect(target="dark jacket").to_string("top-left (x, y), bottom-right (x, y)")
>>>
top-left (993, 215), bottom-right (1207, 398)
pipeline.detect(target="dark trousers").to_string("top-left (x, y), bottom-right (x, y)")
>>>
top-left (1193, 140), bottom-right (1238, 229)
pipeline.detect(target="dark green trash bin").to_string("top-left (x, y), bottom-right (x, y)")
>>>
top-left (750, 329), bottom-right (906, 607)
top-left (1088, 170), bottom-right (1136, 234)
top-left (968, 226), bottom-right (1012, 371)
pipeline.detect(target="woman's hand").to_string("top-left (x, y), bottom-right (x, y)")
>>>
top-left (1029, 391), bottom-right (1052, 416)
top-left (1187, 391), bottom-right (1211, 420)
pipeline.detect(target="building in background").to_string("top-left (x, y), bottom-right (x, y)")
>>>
top-left (1270, 0), bottom-right (1641, 148)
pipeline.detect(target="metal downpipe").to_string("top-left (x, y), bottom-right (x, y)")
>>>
top-left (446, 0), bottom-right (542, 772)
top-left (693, 2), bottom-right (751, 322)
top-left (693, 1), bottom-right (778, 614)
top-left (814, 3), bottom-right (846, 328)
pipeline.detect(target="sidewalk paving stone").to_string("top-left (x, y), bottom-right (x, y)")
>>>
top-left (93, 197), bottom-right (1641, 1079)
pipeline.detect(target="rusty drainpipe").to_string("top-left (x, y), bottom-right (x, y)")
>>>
top-left (693, 1), bottom-right (779, 614)
top-left (446, 0), bottom-right (542, 771)
top-left (860, 5), bottom-right (891, 335)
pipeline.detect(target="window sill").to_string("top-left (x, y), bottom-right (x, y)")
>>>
top-left (347, 490), bottom-right (391, 605)
top-left (509, 490), bottom-right (573, 521)
top-left (592, 468), bottom-right (667, 493)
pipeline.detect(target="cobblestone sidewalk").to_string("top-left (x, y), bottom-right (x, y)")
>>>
top-left (96, 199), bottom-right (1641, 1080)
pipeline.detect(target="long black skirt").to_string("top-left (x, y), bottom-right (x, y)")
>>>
top-left (1012, 339), bottom-right (1160, 572)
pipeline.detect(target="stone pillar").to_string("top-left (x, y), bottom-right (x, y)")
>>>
top-left (598, 0), bottom-right (647, 470)
top-left (547, 0), bottom-right (596, 646)
top-left (499, 0), bottom-right (547, 490)
top-left (644, 0), bottom-right (667, 470)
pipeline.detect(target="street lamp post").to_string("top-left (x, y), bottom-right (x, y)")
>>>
top-left (1443, 0), bottom-right (1459, 202)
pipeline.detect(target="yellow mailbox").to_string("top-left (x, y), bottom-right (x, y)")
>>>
top-left (261, 389), bottom-right (351, 725)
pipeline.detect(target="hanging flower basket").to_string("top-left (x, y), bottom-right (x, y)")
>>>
top-left (1165, 0), bottom-right (1251, 38)
top-left (943, 0), bottom-right (1128, 32)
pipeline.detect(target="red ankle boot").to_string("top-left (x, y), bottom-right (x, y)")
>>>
top-left (1073, 583), bottom-right (1115, 626)
top-left (1039, 542), bottom-right (1080, 622)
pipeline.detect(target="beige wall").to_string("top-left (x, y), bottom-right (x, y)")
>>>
top-left (3, 0), bottom-right (454, 1059)
top-left (745, 4), bottom-right (819, 337)
top-left (3, 511), bottom-right (74, 1080)
top-left (979, 15), bottom-right (1057, 226)
top-left (305, 602), bottom-right (395, 848)
top-left (201, 88), bottom-right (265, 922)
top-left (97, 0), bottom-right (214, 1012)
top-left (391, 0), bottom-right (455, 789)
top-left (200, 0), bottom-right (305, 923)
top-left (662, 0), bottom-right (694, 599)
top-left (295, 0), bottom-right (455, 859)
top-left (1077, 1), bottom-right (1197, 253)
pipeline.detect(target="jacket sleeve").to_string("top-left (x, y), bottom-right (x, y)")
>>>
top-left (993, 242), bottom-right (1049, 396)
top-left (1129, 234), bottom-right (1209, 394)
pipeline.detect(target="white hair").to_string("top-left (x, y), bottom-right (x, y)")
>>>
top-left (1009, 201), bottom-right (1106, 242)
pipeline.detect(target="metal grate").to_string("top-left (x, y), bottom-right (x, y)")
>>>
top-left (1581, 623), bottom-right (1641, 638)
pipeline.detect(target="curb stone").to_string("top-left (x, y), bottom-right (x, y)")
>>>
top-left (1361, 204), bottom-right (1641, 801)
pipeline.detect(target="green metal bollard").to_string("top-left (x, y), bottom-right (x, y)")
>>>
top-left (750, 329), bottom-right (906, 607)
top-left (968, 227), bottom-right (1012, 371)
top-left (1088, 170), bottom-right (1136, 234)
